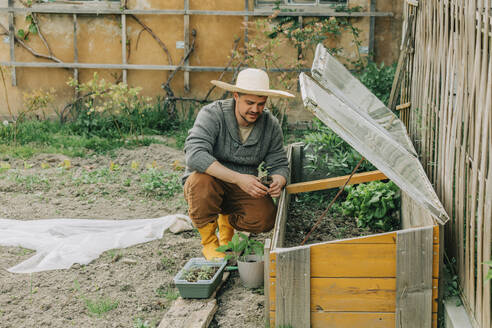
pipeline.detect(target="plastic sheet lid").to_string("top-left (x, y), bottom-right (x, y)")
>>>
top-left (299, 44), bottom-right (448, 225)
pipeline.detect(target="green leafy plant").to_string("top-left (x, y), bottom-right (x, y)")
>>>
top-left (339, 181), bottom-right (400, 231)
top-left (443, 257), bottom-right (462, 306)
top-left (355, 61), bottom-right (397, 105)
top-left (216, 232), bottom-right (264, 261)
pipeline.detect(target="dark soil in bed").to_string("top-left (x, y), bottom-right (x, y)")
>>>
top-left (284, 194), bottom-right (387, 247)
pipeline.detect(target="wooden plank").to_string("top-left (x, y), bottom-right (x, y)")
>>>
top-left (369, 0), bottom-right (376, 60)
top-left (73, 13), bottom-right (78, 97)
top-left (121, 12), bottom-right (127, 84)
top-left (396, 227), bottom-right (433, 328)
top-left (275, 248), bottom-right (310, 328)
top-left (263, 238), bottom-right (271, 327)
top-left (290, 143), bottom-right (303, 183)
top-left (286, 170), bottom-right (387, 194)
top-left (272, 312), bottom-right (437, 328)
top-left (400, 191), bottom-right (435, 228)
top-left (271, 145), bottom-right (293, 248)
top-left (183, 0), bottom-right (190, 92)
top-left (272, 243), bottom-right (437, 279)
top-left (0, 61), bottom-right (310, 73)
top-left (158, 272), bottom-right (230, 328)
top-left (157, 298), bottom-right (218, 328)
top-left (270, 277), bottom-right (439, 312)
top-left (311, 312), bottom-right (395, 328)
top-left (334, 231), bottom-right (398, 244)
top-left (270, 243), bottom-right (396, 278)
top-left (388, 14), bottom-right (415, 111)
top-left (407, 0), bottom-right (419, 7)
top-left (8, 0), bottom-right (15, 86)
top-left (244, 0), bottom-right (249, 57)
top-left (396, 102), bottom-right (412, 111)
top-left (0, 7), bottom-right (395, 17)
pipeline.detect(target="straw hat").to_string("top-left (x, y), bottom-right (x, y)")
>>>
top-left (210, 68), bottom-right (295, 98)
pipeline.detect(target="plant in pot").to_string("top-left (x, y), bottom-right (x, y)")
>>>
top-left (216, 232), bottom-right (265, 288)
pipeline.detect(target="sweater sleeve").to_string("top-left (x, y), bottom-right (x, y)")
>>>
top-left (184, 106), bottom-right (220, 173)
top-left (264, 119), bottom-right (290, 181)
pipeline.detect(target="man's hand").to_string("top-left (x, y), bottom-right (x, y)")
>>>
top-left (236, 173), bottom-right (269, 198)
top-left (268, 174), bottom-right (287, 198)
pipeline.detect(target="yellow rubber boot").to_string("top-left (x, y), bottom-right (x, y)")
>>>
top-left (197, 221), bottom-right (225, 260)
top-left (218, 214), bottom-right (234, 246)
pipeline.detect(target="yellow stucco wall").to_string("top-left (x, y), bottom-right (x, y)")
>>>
top-left (0, 0), bottom-right (401, 122)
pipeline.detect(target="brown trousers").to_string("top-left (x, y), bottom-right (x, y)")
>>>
top-left (183, 172), bottom-right (277, 233)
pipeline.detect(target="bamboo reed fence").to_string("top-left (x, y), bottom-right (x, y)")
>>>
top-left (401, 0), bottom-right (491, 327)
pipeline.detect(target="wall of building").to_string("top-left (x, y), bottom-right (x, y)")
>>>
top-left (0, 0), bottom-right (402, 121)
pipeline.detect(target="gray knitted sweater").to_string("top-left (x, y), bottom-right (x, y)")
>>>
top-left (183, 98), bottom-right (289, 183)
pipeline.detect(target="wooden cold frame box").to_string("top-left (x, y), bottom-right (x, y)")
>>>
top-left (263, 143), bottom-right (443, 328)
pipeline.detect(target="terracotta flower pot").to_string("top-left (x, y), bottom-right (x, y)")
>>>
top-left (237, 254), bottom-right (264, 288)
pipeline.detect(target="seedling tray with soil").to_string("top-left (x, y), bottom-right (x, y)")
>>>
top-left (174, 258), bottom-right (226, 299)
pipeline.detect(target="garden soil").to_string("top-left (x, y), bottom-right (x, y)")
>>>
top-left (0, 143), bottom-right (264, 328)
top-left (284, 194), bottom-right (386, 247)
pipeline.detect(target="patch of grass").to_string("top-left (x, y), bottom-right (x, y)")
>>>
top-left (141, 169), bottom-right (182, 199)
top-left (0, 95), bottom-right (196, 159)
top-left (155, 285), bottom-right (179, 301)
top-left (84, 296), bottom-right (119, 316)
top-left (71, 167), bottom-right (118, 186)
top-left (12, 173), bottom-right (50, 191)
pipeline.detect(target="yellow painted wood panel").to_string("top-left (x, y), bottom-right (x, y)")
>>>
top-left (311, 278), bottom-right (395, 312)
top-left (270, 244), bottom-right (396, 277)
top-left (269, 278), bottom-right (439, 313)
top-left (271, 244), bottom-right (439, 278)
top-left (286, 170), bottom-right (388, 194)
top-left (269, 312), bottom-right (438, 328)
top-left (310, 312), bottom-right (394, 328)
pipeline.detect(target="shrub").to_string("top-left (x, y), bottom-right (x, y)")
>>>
top-left (355, 61), bottom-right (396, 105)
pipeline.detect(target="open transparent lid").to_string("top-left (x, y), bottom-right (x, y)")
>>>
top-left (299, 44), bottom-right (448, 225)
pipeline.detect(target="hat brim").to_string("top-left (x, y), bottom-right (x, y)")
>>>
top-left (210, 80), bottom-right (295, 98)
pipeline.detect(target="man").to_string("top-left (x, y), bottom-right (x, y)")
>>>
top-left (182, 68), bottom-right (294, 260)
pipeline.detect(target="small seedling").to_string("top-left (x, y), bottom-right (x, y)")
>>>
top-left (257, 161), bottom-right (272, 186)
top-left (157, 257), bottom-right (176, 272)
top-left (133, 318), bottom-right (154, 328)
top-left (182, 265), bottom-right (217, 282)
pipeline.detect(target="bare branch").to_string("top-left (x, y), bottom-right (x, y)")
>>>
top-left (31, 13), bottom-right (55, 58)
top-left (0, 22), bottom-right (64, 64)
top-left (128, 15), bottom-right (174, 66)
